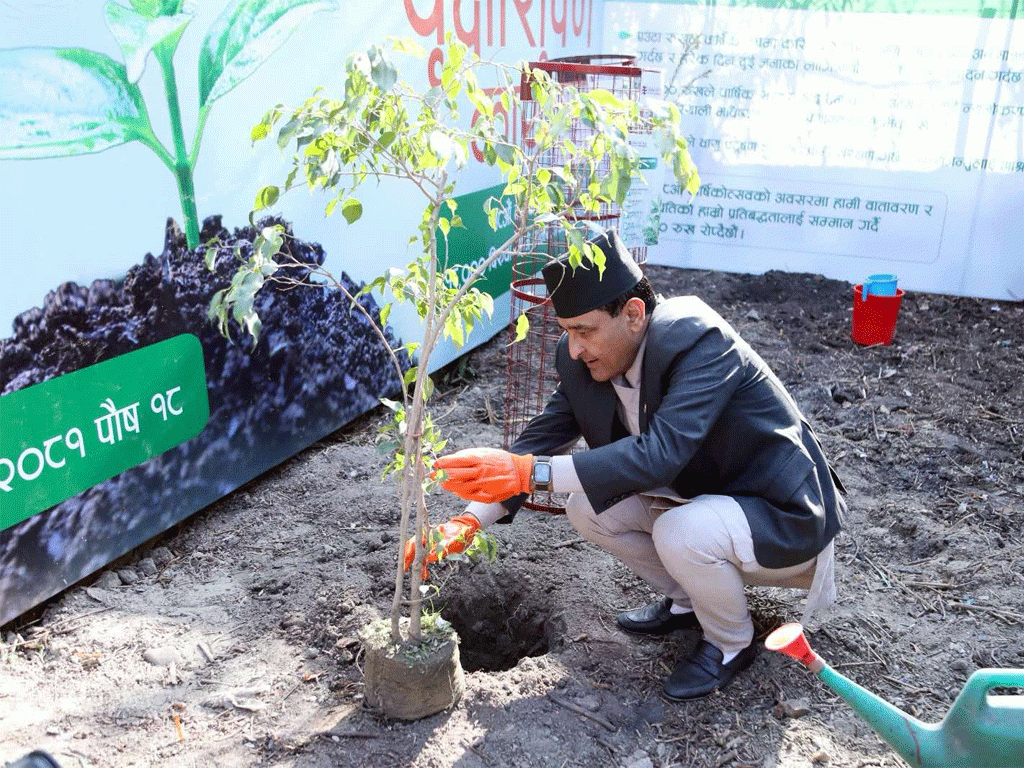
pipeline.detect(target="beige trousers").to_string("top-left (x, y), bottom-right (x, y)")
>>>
top-left (565, 492), bottom-right (819, 655)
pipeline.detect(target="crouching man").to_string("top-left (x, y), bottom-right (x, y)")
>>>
top-left (421, 230), bottom-right (845, 700)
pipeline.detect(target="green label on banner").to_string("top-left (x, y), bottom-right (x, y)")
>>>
top-left (0, 334), bottom-right (210, 531)
top-left (440, 183), bottom-right (516, 299)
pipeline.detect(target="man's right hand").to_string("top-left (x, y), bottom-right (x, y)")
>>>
top-left (402, 513), bottom-right (481, 578)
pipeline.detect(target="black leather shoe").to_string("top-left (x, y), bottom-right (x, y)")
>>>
top-left (616, 597), bottom-right (701, 636)
top-left (662, 639), bottom-right (757, 701)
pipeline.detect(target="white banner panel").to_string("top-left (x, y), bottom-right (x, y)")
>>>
top-left (605, 1), bottom-right (1023, 301)
top-left (1, 0), bottom-right (605, 361)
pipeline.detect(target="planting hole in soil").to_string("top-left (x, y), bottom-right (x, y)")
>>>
top-left (435, 571), bottom-right (562, 672)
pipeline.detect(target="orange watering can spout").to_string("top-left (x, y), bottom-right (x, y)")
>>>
top-left (764, 621), bottom-right (823, 671)
top-left (766, 623), bottom-right (1024, 768)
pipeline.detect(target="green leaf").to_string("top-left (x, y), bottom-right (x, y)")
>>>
top-left (605, 165), bottom-right (630, 205)
top-left (513, 312), bottom-right (529, 343)
top-left (199, 0), bottom-right (338, 107)
top-left (208, 287), bottom-right (227, 322)
top-left (585, 88), bottom-right (624, 109)
top-left (446, 38), bottom-right (466, 74)
top-left (479, 292), bottom-right (494, 318)
top-left (420, 375), bottom-right (435, 401)
top-left (368, 46), bottom-right (398, 91)
top-left (465, 80), bottom-right (492, 119)
top-left (586, 242), bottom-right (606, 277)
top-left (565, 228), bottom-right (586, 265)
top-left (254, 184), bottom-right (279, 210)
top-left (494, 142), bottom-right (516, 165)
top-left (341, 198), bottom-right (362, 224)
top-left (255, 225), bottom-right (284, 264)
top-left (104, 1), bottom-right (194, 83)
top-left (245, 311), bottom-right (263, 344)
top-left (0, 47), bottom-right (151, 159)
top-left (226, 269), bottom-right (267, 346)
top-left (422, 85), bottom-right (443, 111)
top-left (675, 148), bottom-right (701, 197)
top-left (276, 116), bottom-right (302, 149)
top-left (446, 313), bottom-right (464, 346)
top-left (389, 37), bottom-right (426, 57)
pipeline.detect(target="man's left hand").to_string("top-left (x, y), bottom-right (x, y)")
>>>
top-left (434, 448), bottom-right (533, 503)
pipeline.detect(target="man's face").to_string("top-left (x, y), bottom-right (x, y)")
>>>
top-left (557, 297), bottom-right (647, 382)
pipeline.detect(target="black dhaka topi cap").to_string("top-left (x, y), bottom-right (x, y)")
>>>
top-left (542, 230), bottom-right (643, 318)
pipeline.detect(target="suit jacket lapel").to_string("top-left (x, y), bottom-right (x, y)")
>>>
top-left (640, 327), bottom-right (661, 433)
top-left (592, 382), bottom-right (619, 446)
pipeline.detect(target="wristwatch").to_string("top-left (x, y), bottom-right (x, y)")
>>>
top-left (532, 456), bottom-right (553, 493)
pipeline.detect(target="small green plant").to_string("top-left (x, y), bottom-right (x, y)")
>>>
top-left (359, 608), bottom-right (458, 661)
top-left (0, 0), bottom-right (336, 249)
top-left (209, 37), bottom-right (699, 648)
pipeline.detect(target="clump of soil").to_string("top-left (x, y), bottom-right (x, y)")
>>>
top-left (361, 617), bottom-right (465, 721)
top-left (1, 265), bottom-right (1021, 768)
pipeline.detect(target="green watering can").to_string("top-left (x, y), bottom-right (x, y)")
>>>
top-left (766, 623), bottom-right (1024, 767)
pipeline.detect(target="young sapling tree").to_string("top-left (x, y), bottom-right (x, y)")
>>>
top-left (209, 38), bottom-right (699, 689)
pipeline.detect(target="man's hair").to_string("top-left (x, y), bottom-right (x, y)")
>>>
top-left (601, 276), bottom-right (658, 317)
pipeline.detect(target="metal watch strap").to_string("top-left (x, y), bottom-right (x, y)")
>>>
top-left (532, 456), bottom-right (553, 493)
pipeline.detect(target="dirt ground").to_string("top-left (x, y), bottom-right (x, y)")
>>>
top-left (2, 265), bottom-right (1022, 768)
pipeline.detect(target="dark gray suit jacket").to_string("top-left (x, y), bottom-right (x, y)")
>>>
top-left (506, 296), bottom-right (845, 569)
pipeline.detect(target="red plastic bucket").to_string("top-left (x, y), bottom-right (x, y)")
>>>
top-left (852, 285), bottom-right (904, 345)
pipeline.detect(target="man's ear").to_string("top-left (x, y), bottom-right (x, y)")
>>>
top-left (625, 296), bottom-right (646, 329)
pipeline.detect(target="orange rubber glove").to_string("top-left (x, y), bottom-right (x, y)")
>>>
top-left (433, 448), bottom-right (533, 503)
top-left (402, 514), bottom-right (481, 578)
top-left (403, 529), bottom-right (430, 580)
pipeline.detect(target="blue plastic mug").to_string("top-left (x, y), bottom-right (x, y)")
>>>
top-left (862, 274), bottom-right (898, 300)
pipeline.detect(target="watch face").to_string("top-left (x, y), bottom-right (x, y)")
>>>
top-left (534, 461), bottom-right (551, 487)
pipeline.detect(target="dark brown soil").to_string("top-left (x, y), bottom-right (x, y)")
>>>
top-left (2, 265), bottom-right (1022, 768)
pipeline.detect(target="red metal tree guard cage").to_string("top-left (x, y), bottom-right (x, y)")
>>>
top-left (503, 55), bottom-right (648, 513)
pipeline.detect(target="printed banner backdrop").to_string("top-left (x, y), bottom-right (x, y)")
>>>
top-left (604, 0), bottom-right (1023, 301)
top-left (0, 0), bottom-right (602, 624)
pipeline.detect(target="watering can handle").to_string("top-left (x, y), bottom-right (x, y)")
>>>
top-left (969, 669), bottom-right (1024, 688)
top-left (953, 668), bottom-right (1024, 716)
